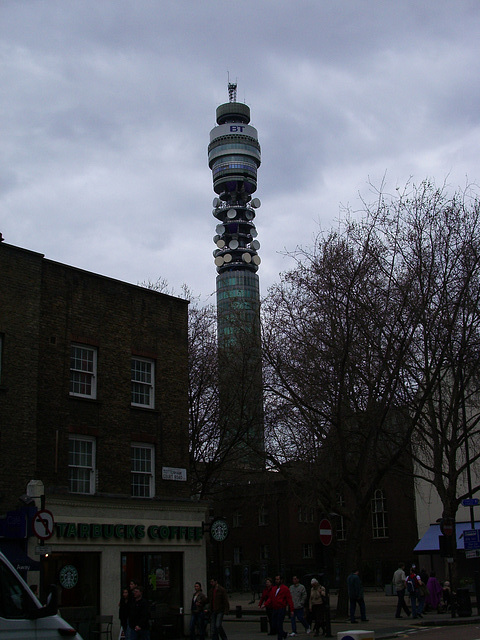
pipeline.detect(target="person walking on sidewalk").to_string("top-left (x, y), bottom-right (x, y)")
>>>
top-left (208, 577), bottom-right (230, 640)
top-left (406, 566), bottom-right (423, 619)
top-left (308, 579), bottom-right (326, 637)
top-left (392, 562), bottom-right (411, 618)
top-left (259, 577), bottom-right (276, 636)
top-left (190, 581), bottom-right (208, 640)
top-left (289, 576), bottom-right (311, 636)
top-left (347, 570), bottom-right (368, 624)
top-left (266, 575), bottom-right (295, 640)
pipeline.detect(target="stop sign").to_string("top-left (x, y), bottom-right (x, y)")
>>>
top-left (319, 518), bottom-right (333, 546)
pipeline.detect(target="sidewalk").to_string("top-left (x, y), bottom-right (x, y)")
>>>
top-left (218, 590), bottom-right (480, 639)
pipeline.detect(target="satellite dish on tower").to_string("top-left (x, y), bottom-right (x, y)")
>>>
top-left (242, 252), bottom-right (252, 263)
top-left (227, 208), bottom-right (236, 219)
top-left (250, 240), bottom-right (260, 250)
top-left (229, 239), bottom-right (239, 250)
top-left (213, 197), bottom-right (220, 208)
top-left (223, 253), bottom-right (232, 263)
top-left (216, 239), bottom-right (226, 248)
top-left (251, 198), bottom-right (261, 208)
top-left (216, 224), bottom-right (225, 235)
top-left (214, 256), bottom-right (224, 266)
top-left (250, 228), bottom-right (258, 238)
top-left (252, 255), bottom-right (261, 265)
top-left (245, 210), bottom-right (254, 220)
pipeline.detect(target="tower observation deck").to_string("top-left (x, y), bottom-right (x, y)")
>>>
top-left (208, 84), bottom-right (264, 467)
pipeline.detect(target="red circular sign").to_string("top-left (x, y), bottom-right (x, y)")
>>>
top-left (441, 519), bottom-right (455, 537)
top-left (319, 518), bottom-right (333, 546)
top-left (32, 509), bottom-right (55, 540)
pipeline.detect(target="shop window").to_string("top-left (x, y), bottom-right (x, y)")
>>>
top-left (131, 357), bottom-right (155, 408)
top-left (44, 552), bottom-right (100, 611)
top-left (69, 436), bottom-right (96, 494)
top-left (122, 551), bottom-right (183, 611)
top-left (302, 543), bottom-right (313, 559)
top-left (70, 344), bottom-right (97, 398)
top-left (371, 489), bottom-right (389, 538)
top-left (131, 443), bottom-right (155, 497)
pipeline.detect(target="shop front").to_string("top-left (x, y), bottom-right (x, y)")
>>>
top-left (27, 497), bottom-right (207, 638)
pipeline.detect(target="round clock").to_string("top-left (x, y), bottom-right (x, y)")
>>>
top-left (210, 518), bottom-right (229, 542)
top-left (59, 564), bottom-right (79, 589)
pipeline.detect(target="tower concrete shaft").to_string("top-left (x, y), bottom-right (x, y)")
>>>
top-left (208, 85), bottom-right (264, 467)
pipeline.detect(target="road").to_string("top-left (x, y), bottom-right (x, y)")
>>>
top-left (399, 623), bottom-right (480, 639)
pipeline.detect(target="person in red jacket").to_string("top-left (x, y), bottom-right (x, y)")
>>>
top-left (259, 577), bottom-right (276, 635)
top-left (266, 575), bottom-right (294, 640)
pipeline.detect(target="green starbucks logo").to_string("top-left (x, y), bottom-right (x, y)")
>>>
top-left (59, 564), bottom-right (78, 589)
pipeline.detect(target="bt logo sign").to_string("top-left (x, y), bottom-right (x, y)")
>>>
top-left (229, 125), bottom-right (246, 132)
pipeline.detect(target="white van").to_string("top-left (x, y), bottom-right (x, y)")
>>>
top-left (0, 551), bottom-right (83, 638)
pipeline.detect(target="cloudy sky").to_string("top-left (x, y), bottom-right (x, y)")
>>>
top-left (2, 1), bottom-right (480, 301)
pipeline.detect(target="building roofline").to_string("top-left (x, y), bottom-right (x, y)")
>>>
top-left (1, 240), bottom-right (189, 305)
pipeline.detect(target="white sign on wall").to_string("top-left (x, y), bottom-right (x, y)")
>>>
top-left (162, 467), bottom-right (187, 481)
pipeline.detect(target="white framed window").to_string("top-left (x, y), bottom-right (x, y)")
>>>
top-left (233, 546), bottom-right (242, 565)
top-left (371, 489), bottom-right (389, 538)
top-left (298, 506), bottom-right (314, 523)
top-left (131, 357), bottom-right (155, 408)
top-left (260, 544), bottom-right (270, 560)
top-left (131, 443), bottom-right (155, 497)
top-left (302, 543), bottom-right (313, 559)
top-left (258, 506), bottom-right (269, 526)
top-left (70, 344), bottom-right (97, 398)
top-left (69, 436), bottom-right (96, 494)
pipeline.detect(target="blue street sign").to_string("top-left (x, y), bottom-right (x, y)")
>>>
top-left (463, 529), bottom-right (480, 550)
top-left (462, 498), bottom-right (480, 507)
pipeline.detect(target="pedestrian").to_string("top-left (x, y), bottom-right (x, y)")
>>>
top-left (425, 572), bottom-right (442, 612)
top-left (392, 562), bottom-right (410, 618)
top-left (406, 566), bottom-right (422, 619)
top-left (128, 585), bottom-right (150, 640)
top-left (190, 581), bottom-right (207, 640)
top-left (119, 588), bottom-right (130, 638)
top-left (259, 577), bottom-right (276, 635)
top-left (346, 570), bottom-right (368, 623)
top-left (208, 577), bottom-right (229, 640)
top-left (266, 575), bottom-right (295, 640)
top-left (289, 575), bottom-right (310, 636)
top-left (308, 578), bottom-right (326, 637)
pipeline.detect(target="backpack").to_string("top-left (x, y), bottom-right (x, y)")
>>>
top-left (406, 575), bottom-right (417, 594)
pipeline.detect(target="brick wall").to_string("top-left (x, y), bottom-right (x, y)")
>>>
top-left (0, 243), bottom-right (43, 506)
top-left (0, 242), bottom-right (190, 508)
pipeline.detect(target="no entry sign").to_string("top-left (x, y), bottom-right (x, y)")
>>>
top-left (319, 518), bottom-right (333, 546)
top-left (32, 509), bottom-right (55, 540)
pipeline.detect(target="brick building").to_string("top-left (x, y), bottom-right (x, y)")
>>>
top-left (209, 466), bottom-right (418, 593)
top-left (0, 241), bottom-right (206, 637)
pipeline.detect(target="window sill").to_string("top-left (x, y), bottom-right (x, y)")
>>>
top-left (68, 395), bottom-right (100, 404)
top-left (130, 405), bottom-right (159, 414)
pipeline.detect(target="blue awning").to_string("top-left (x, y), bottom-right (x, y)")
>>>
top-left (0, 540), bottom-right (40, 572)
top-left (414, 521), bottom-right (480, 552)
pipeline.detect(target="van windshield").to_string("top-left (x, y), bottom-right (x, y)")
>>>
top-left (0, 558), bottom-right (36, 619)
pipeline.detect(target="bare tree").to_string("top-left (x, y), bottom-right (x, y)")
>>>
top-left (262, 180), bottom-right (480, 611)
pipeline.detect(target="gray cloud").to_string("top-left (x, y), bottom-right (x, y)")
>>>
top-left (2, 0), bottom-right (480, 298)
